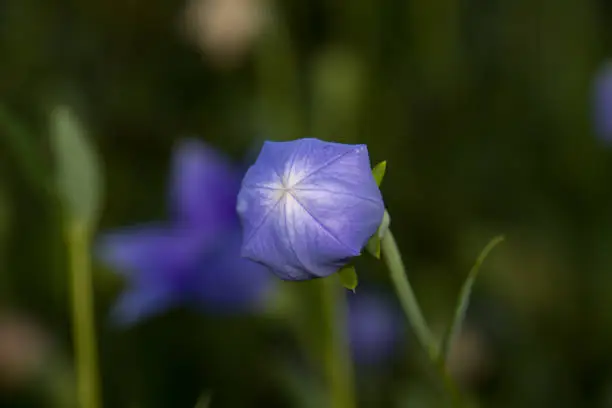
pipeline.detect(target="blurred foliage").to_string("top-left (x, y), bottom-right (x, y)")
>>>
top-left (1, 0), bottom-right (612, 407)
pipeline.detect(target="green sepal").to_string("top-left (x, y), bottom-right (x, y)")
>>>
top-left (366, 210), bottom-right (391, 259)
top-left (366, 236), bottom-right (381, 259)
top-left (372, 160), bottom-right (387, 186)
top-left (337, 264), bottom-right (358, 292)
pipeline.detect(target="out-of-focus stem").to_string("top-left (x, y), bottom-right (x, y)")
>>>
top-left (66, 221), bottom-right (100, 408)
top-left (381, 228), bottom-right (464, 407)
top-left (254, 8), bottom-right (303, 141)
top-left (319, 277), bottom-right (356, 408)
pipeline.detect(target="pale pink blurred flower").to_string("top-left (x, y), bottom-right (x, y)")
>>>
top-left (182, 0), bottom-right (269, 68)
top-left (0, 312), bottom-right (51, 390)
top-left (446, 324), bottom-right (493, 388)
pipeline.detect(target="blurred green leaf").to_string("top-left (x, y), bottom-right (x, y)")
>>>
top-left (338, 265), bottom-right (358, 292)
top-left (277, 363), bottom-right (327, 408)
top-left (0, 105), bottom-right (51, 194)
top-left (439, 235), bottom-right (505, 364)
top-left (49, 106), bottom-right (103, 226)
top-left (372, 160), bottom-right (387, 187)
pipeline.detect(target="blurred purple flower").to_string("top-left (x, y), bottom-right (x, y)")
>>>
top-left (97, 139), bottom-right (273, 325)
top-left (237, 138), bottom-right (385, 281)
top-left (593, 61), bottom-right (612, 142)
top-left (348, 292), bottom-right (404, 366)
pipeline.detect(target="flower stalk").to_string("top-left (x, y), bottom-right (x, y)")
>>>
top-left (320, 277), bottom-right (356, 408)
top-left (381, 228), bottom-right (464, 406)
top-left (66, 221), bottom-right (100, 408)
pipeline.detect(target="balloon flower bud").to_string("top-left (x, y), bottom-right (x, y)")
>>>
top-left (237, 138), bottom-right (385, 280)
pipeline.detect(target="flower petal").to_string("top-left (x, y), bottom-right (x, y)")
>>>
top-left (238, 188), bottom-right (310, 280)
top-left (348, 292), bottom-right (404, 365)
top-left (111, 285), bottom-right (176, 326)
top-left (170, 139), bottom-right (241, 230)
top-left (193, 231), bottom-right (273, 311)
top-left (292, 144), bottom-right (384, 252)
top-left (96, 225), bottom-right (179, 277)
top-left (594, 62), bottom-right (612, 142)
top-left (244, 139), bottom-right (364, 187)
top-left (240, 189), bottom-right (357, 280)
top-left (281, 138), bottom-right (368, 187)
top-left (99, 226), bottom-right (216, 324)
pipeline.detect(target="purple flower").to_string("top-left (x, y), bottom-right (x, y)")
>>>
top-left (348, 292), bottom-right (404, 366)
top-left (593, 61), bottom-right (612, 142)
top-left (97, 139), bottom-right (273, 325)
top-left (236, 138), bottom-right (385, 281)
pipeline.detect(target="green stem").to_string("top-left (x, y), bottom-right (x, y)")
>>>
top-left (320, 277), bottom-right (356, 408)
top-left (66, 221), bottom-right (100, 408)
top-left (381, 229), bottom-right (464, 406)
top-left (380, 230), bottom-right (436, 356)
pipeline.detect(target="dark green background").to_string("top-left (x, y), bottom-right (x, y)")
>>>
top-left (1, 0), bottom-right (612, 407)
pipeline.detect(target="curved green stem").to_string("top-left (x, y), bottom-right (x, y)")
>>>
top-left (381, 230), bottom-right (436, 356)
top-left (381, 229), bottom-right (465, 407)
top-left (67, 222), bottom-right (100, 408)
top-left (320, 278), bottom-right (356, 408)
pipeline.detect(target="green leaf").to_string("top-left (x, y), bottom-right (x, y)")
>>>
top-left (337, 265), bottom-right (358, 292)
top-left (372, 160), bottom-right (387, 186)
top-left (50, 106), bottom-right (103, 226)
top-left (365, 210), bottom-right (391, 259)
top-left (439, 235), bottom-right (505, 364)
top-left (366, 166), bottom-right (389, 258)
top-left (0, 105), bottom-right (52, 195)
